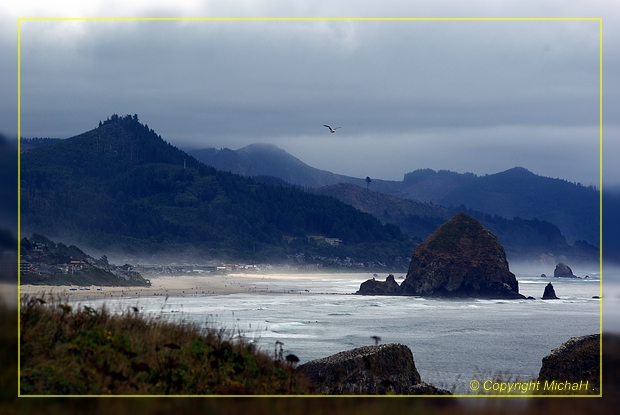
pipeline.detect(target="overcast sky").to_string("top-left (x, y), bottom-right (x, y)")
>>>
top-left (2, 1), bottom-right (618, 188)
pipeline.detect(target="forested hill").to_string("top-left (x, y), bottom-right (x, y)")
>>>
top-left (20, 115), bottom-right (414, 265)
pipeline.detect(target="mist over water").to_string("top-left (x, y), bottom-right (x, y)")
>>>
top-left (78, 266), bottom-right (608, 395)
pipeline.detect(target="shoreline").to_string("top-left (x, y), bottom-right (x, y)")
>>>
top-left (14, 268), bottom-right (603, 304)
top-left (18, 272), bottom-right (376, 301)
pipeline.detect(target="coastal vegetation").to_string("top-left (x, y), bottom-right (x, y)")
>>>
top-left (19, 295), bottom-right (311, 395)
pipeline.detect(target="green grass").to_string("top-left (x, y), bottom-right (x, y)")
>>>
top-left (19, 294), bottom-right (310, 395)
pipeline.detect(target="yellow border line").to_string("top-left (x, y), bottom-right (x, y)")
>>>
top-left (599, 17), bottom-right (604, 399)
top-left (17, 17), bottom-right (601, 21)
top-left (17, 17), bottom-right (22, 397)
top-left (17, 16), bottom-right (603, 399)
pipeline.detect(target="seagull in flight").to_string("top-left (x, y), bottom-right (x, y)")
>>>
top-left (323, 125), bottom-right (341, 133)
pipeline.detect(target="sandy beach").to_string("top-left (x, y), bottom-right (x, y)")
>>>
top-left (18, 272), bottom-right (375, 302)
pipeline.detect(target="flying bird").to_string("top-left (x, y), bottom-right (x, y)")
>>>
top-left (323, 125), bottom-right (341, 133)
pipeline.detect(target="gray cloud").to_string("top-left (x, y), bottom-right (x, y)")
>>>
top-left (1, 3), bottom-right (612, 188)
top-left (22, 21), bottom-right (598, 187)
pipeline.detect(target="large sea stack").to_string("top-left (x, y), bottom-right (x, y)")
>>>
top-left (400, 213), bottom-right (525, 299)
top-left (554, 262), bottom-right (577, 278)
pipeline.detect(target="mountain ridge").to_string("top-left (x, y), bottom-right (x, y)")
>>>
top-left (189, 143), bottom-right (598, 246)
top-left (189, 143), bottom-right (369, 189)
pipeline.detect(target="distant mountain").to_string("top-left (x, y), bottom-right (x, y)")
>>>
top-left (189, 143), bottom-right (406, 192)
top-left (435, 167), bottom-right (599, 246)
top-left (313, 183), bottom-right (597, 262)
top-left (395, 169), bottom-right (478, 203)
top-left (372, 168), bottom-right (598, 246)
top-left (189, 144), bottom-right (360, 188)
top-left (20, 115), bottom-right (414, 266)
top-left (190, 144), bottom-right (598, 246)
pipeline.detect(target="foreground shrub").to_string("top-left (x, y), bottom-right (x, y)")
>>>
top-left (19, 295), bottom-right (310, 395)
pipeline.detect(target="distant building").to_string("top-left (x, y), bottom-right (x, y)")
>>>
top-left (20, 260), bottom-right (32, 273)
top-left (325, 238), bottom-right (342, 247)
top-left (67, 260), bottom-right (88, 273)
top-left (307, 235), bottom-right (326, 244)
top-left (307, 235), bottom-right (342, 246)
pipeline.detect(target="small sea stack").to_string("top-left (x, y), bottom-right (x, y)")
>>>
top-left (542, 282), bottom-right (559, 300)
top-left (356, 274), bottom-right (401, 295)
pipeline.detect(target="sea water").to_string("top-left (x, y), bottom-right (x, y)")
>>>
top-left (82, 266), bottom-right (610, 395)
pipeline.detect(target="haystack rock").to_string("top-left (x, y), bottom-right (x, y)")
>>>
top-left (297, 343), bottom-right (450, 395)
top-left (400, 213), bottom-right (525, 299)
top-left (538, 334), bottom-right (600, 394)
top-left (542, 282), bottom-right (559, 300)
top-left (356, 274), bottom-right (401, 295)
top-left (554, 262), bottom-right (577, 278)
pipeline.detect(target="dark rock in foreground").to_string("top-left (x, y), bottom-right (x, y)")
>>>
top-left (297, 343), bottom-right (450, 395)
top-left (542, 282), bottom-right (559, 300)
top-left (400, 213), bottom-right (525, 299)
top-left (554, 262), bottom-right (577, 278)
top-left (537, 334), bottom-right (600, 394)
top-left (356, 274), bottom-right (401, 295)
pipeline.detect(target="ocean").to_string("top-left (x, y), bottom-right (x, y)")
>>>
top-left (82, 264), bottom-right (610, 395)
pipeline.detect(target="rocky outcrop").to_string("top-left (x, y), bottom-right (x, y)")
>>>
top-left (399, 213), bottom-right (525, 299)
top-left (297, 343), bottom-right (450, 395)
top-left (356, 274), bottom-right (401, 295)
top-left (554, 262), bottom-right (577, 278)
top-left (542, 283), bottom-right (559, 300)
top-left (538, 334), bottom-right (600, 394)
